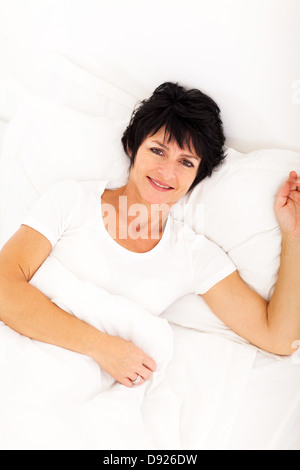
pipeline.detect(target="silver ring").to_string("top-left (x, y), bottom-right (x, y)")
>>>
top-left (132, 375), bottom-right (142, 385)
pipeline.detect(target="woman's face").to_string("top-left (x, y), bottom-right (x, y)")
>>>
top-left (127, 128), bottom-right (201, 207)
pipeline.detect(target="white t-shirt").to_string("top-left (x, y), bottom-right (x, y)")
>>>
top-left (23, 180), bottom-right (236, 316)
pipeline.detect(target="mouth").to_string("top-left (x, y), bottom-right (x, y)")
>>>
top-left (147, 176), bottom-right (175, 192)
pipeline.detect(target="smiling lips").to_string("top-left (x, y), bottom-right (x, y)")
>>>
top-left (147, 176), bottom-right (174, 191)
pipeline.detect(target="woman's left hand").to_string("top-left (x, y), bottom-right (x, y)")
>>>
top-left (274, 170), bottom-right (300, 238)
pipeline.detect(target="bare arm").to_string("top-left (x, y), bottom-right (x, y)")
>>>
top-left (267, 233), bottom-right (300, 353)
top-left (0, 225), bottom-right (156, 386)
top-left (267, 171), bottom-right (300, 353)
top-left (202, 171), bottom-right (300, 356)
top-left (201, 271), bottom-right (274, 352)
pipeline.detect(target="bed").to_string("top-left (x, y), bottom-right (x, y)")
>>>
top-left (0, 0), bottom-right (299, 450)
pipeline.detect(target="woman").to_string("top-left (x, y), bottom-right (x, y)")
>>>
top-left (0, 82), bottom-right (299, 389)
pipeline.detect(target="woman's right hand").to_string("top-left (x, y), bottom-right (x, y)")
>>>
top-left (0, 226), bottom-right (157, 389)
top-left (93, 335), bottom-right (157, 388)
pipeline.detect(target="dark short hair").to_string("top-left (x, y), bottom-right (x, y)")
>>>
top-left (121, 82), bottom-right (226, 192)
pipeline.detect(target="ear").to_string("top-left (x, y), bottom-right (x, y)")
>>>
top-left (127, 147), bottom-right (135, 168)
top-left (125, 140), bottom-right (132, 157)
top-left (126, 145), bottom-right (135, 168)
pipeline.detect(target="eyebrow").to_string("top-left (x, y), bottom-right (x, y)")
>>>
top-left (151, 140), bottom-right (201, 161)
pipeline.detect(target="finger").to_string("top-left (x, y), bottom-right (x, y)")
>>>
top-left (295, 172), bottom-right (300, 190)
top-left (120, 377), bottom-right (135, 388)
top-left (288, 171), bottom-right (300, 190)
top-left (142, 356), bottom-right (157, 372)
top-left (289, 170), bottom-right (298, 180)
top-left (136, 365), bottom-right (153, 381)
top-left (129, 373), bottom-right (145, 386)
top-left (127, 371), bottom-right (140, 382)
top-left (127, 369), bottom-right (146, 384)
top-left (275, 180), bottom-right (291, 209)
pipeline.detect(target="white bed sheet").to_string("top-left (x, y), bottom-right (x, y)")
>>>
top-left (0, 255), bottom-right (255, 450)
top-left (227, 351), bottom-right (300, 450)
top-left (0, 24), bottom-right (299, 449)
top-left (1, 322), bottom-right (299, 450)
top-left (0, 120), bottom-right (8, 159)
top-left (0, 254), bottom-right (299, 450)
top-left (0, 323), bottom-right (256, 450)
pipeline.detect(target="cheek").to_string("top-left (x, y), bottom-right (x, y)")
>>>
top-left (137, 160), bottom-right (163, 179)
top-left (132, 152), bottom-right (152, 170)
top-left (178, 169), bottom-right (197, 187)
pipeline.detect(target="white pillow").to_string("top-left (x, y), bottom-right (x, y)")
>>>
top-left (1, 51), bottom-right (300, 353)
top-left (0, 52), bottom-right (146, 247)
top-left (162, 147), bottom-right (300, 352)
top-left (183, 147), bottom-right (300, 300)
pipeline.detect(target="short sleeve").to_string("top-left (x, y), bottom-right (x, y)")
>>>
top-left (22, 180), bottom-right (81, 247)
top-left (190, 234), bottom-right (237, 294)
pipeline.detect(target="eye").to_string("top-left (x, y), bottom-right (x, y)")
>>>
top-left (150, 147), bottom-right (164, 156)
top-left (181, 159), bottom-right (194, 168)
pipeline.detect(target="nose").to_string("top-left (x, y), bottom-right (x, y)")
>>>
top-left (157, 160), bottom-right (176, 183)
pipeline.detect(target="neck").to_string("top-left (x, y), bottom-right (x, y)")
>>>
top-left (116, 183), bottom-right (171, 240)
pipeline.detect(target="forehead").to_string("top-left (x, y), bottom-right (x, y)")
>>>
top-left (146, 127), bottom-right (197, 153)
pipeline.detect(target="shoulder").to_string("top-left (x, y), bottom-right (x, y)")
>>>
top-left (46, 178), bottom-right (107, 194)
top-left (168, 211), bottom-right (236, 266)
top-left (43, 179), bottom-right (109, 205)
top-left (22, 179), bottom-right (110, 247)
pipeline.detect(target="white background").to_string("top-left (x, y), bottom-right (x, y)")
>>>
top-left (0, 0), bottom-right (299, 152)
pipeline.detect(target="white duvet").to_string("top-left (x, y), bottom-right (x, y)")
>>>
top-left (1, 50), bottom-right (300, 450)
top-left (0, 255), bottom-right (261, 450)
